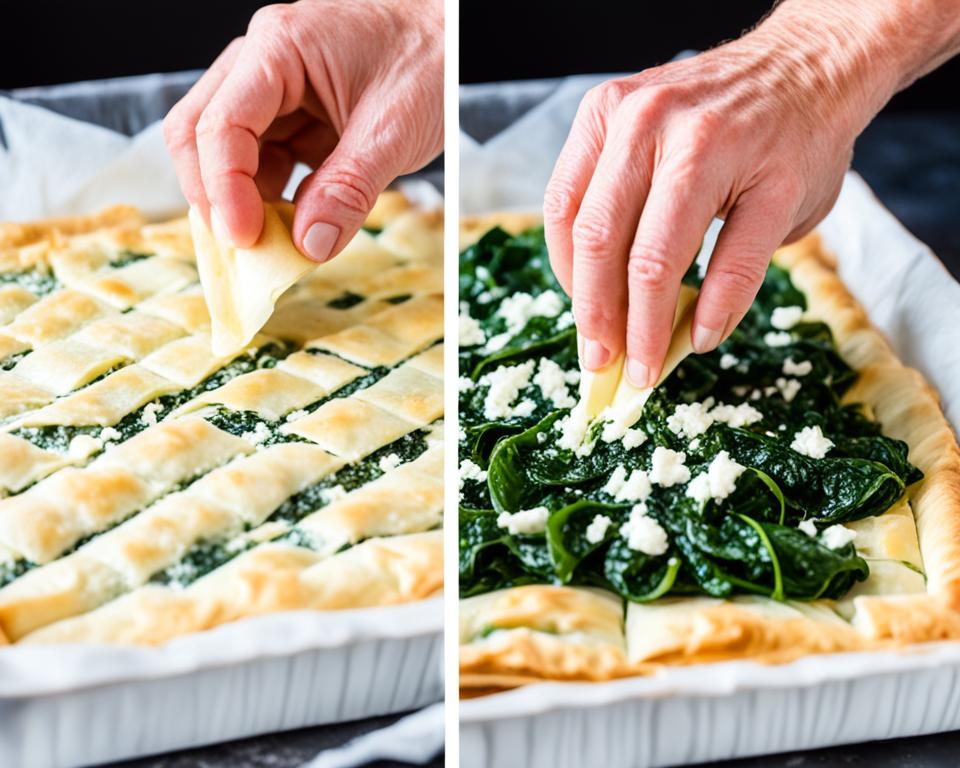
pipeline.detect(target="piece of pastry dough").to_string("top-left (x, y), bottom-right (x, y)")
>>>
top-left (0, 285), bottom-right (37, 325)
top-left (190, 201), bottom-right (315, 356)
top-left (353, 364), bottom-right (444, 426)
top-left (12, 340), bottom-right (127, 396)
top-left (5, 289), bottom-right (117, 347)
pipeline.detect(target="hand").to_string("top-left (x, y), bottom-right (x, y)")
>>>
top-left (163, 0), bottom-right (442, 262)
top-left (543, 0), bottom-right (960, 386)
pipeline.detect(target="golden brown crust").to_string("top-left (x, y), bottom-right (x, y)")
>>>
top-left (459, 212), bottom-right (542, 250)
top-left (0, 205), bottom-right (145, 251)
top-left (459, 227), bottom-right (960, 694)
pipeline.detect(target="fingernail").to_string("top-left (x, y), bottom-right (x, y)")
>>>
top-left (210, 206), bottom-right (232, 245)
top-left (626, 358), bottom-right (652, 388)
top-left (693, 323), bottom-right (724, 353)
top-left (303, 222), bottom-right (340, 263)
top-left (580, 338), bottom-right (611, 370)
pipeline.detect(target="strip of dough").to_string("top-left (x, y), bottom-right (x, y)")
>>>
top-left (189, 202), bottom-right (314, 357)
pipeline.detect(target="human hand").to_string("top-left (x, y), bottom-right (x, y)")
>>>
top-left (543, 0), bottom-right (960, 386)
top-left (163, 0), bottom-right (442, 262)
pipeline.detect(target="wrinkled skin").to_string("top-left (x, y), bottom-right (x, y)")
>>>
top-left (543, 0), bottom-right (960, 386)
top-left (163, 0), bottom-right (442, 262)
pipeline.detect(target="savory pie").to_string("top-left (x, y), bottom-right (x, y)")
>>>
top-left (0, 190), bottom-right (443, 645)
top-left (458, 214), bottom-right (960, 694)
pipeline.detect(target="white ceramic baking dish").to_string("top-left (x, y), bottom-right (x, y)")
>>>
top-left (0, 598), bottom-right (442, 767)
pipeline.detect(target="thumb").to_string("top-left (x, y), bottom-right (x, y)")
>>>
top-left (291, 118), bottom-right (399, 264)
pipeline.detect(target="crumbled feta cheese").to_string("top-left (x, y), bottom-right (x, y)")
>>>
top-left (821, 524), bottom-right (857, 550)
top-left (557, 404), bottom-right (594, 456)
top-left (480, 360), bottom-right (536, 420)
top-left (99, 426), bottom-right (122, 443)
top-left (649, 447), bottom-right (690, 487)
top-left (556, 310), bottom-right (575, 330)
top-left (68, 434), bottom-right (102, 461)
top-left (533, 358), bottom-right (577, 409)
top-left (320, 485), bottom-right (348, 504)
top-left (458, 427), bottom-right (467, 442)
top-left (494, 290), bottom-right (564, 340)
top-left (685, 450), bottom-right (745, 503)
top-left (620, 504), bottom-right (669, 555)
top-left (285, 409), bottom-right (307, 423)
top-left (790, 425), bottom-right (834, 459)
top-left (483, 331), bottom-right (511, 352)
top-left (458, 376), bottom-right (475, 393)
top-left (602, 465), bottom-right (628, 497)
top-left (776, 377), bottom-right (802, 403)
top-left (585, 514), bottom-right (612, 545)
top-left (771, 305), bottom-right (804, 330)
top-left (719, 353), bottom-right (740, 370)
top-left (599, 397), bottom-right (648, 443)
top-left (458, 458), bottom-right (487, 489)
top-left (140, 402), bottom-right (162, 427)
top-left (688, 438), bottom-right (701, 451)
top-left (666, 398), bottom-right (715, 439)
top-left (711, 402), bottom-right (763, 428)
top-left (732, 385), bottom-right (750, 397)
top-left (459, 304), bottom-right (486, 347)
top-left (798, 519), bottom-right (818, 537)
top-left (782, 357), bottom-right (813, 377)
top-left (622, 428), bottom-right (647, 450)
top-left (537, 432), bottom-right (547, 444)
top-left (764, 331), bottom-right (793, 347)
top-left (512, 399), bottom-right (536, 418)
top-left (378, 453), bottom-right (402, 473)
top-left (241, 421), bottom-right (271, 445)
top-left (764, 386), bottom-right (778, 397)
top-left (750, 389), bottom-right (762, 401)
top-left (497, 506), bottom-right (550, 536)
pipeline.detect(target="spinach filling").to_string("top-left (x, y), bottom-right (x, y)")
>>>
top-left (0, 350), bottom-right (29, 371)
top-left (11, 343), bottom-right (293, 453)
top-left (327, 291), bottom-right (366, 309)
top-left (0, 268), bottom-right (60, 296)
top-left (459, 227), bottom-right (922, 603)
top-left (149, 425), bottom-right (434, 587)
top-left (109, 250), bottom-right (153, 269)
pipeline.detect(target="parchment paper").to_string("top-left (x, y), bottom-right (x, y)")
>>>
top-left (460, 73), bottom-right (960, 430)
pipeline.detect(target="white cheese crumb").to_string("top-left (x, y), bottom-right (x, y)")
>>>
top-left (556, 310), bottom-right (575, 330)
top-left (479, 360), bottom-right (536, 420)
top-left (585, 514), bottom-right (613, 545)
top-left (598, 397), bottom-right (648, 443)
top-left (458, 458), bottom-right (488, 490)
top-left (99, 426), bottom-right (122, 443)
top-left (621, 428), bottom-right (647, 450)
top-left (719, 353), bottom-right (740, 370)
top-left (497, 506), bottom-right (550, 536)
top-left (790, 425), bottom-right (834, 459)
top-left (688, 438), bottom-right (701, 451)
top-left (533, 358), bottom-right (577, 409)
top-left (711, 402), bottom-right (764, 428)
top-left (764, 331), bottom-right (793, 347)
top-left (620, 504), bottom-right (669, 555)
top-left (241, 421), bottom-right (271, 445)
top-left (458, 376), bottom-right (475, 393)
top-left (666, 398), bottom-right (716, 439)
top-left (798, 519), bottom-right (818, 537)
top-left (459, 304), bottom-right (486, 347)
top-left (378, 453), bottom-right (402, 473)
top-left (494, 290), bottom-right (564, 342)
top-left (483, 331), bottom-right (511, 352)
top-left (68, 434), bottom-right (102, 461)
top-left (140, 402), bottom-right (162, 427)
top-left (685, 451), bottom-right (746, 504)
top-left (776, 377), bottom-right (802, 403)
top-left (557, 404), bottom-right (594, 457)
top-left (732, 385), bottom-right (750, 397)
top-left (649, 447), bottom-right (690, 487)
top-left (782, 357), bottom-right (813, 377)
top-left (771, 305), bottom-right (804, 330)
top-left (821, 524), bottom-right (857, 550)
top-left (285, 409), bottom-right (307, 423)
top-left (458, 427), bottom-right (467, 442)
top-left (602, 465), bottom-right (628, 497)
top-left (320, 485), bottom-right (348, 504)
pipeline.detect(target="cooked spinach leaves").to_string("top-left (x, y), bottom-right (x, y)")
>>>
top-left (459, 227), bottom-right (920, 603)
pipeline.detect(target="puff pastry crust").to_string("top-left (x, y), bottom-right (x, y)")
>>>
top-left (0, 192), bottom-right (443, 645)
top-left (459, 218), bottom-right (960, 694)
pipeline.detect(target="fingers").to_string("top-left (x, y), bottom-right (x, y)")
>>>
top-left (195, 34), bottom-right (305, 247)
top-left (625, 160), bottom-right (718, 386)
top-left (568, 112), bottom-right (654, 371)
top-left (290, 102), bottom-right (400, 263)
top-left (256, 119), bottom-right (339, 201)
top-left (694, 185), bottom-right (795, 351)
top-left (543, 85), bottom-right (615, 296)
top-left (162, 37), bottom-right (244, 221)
